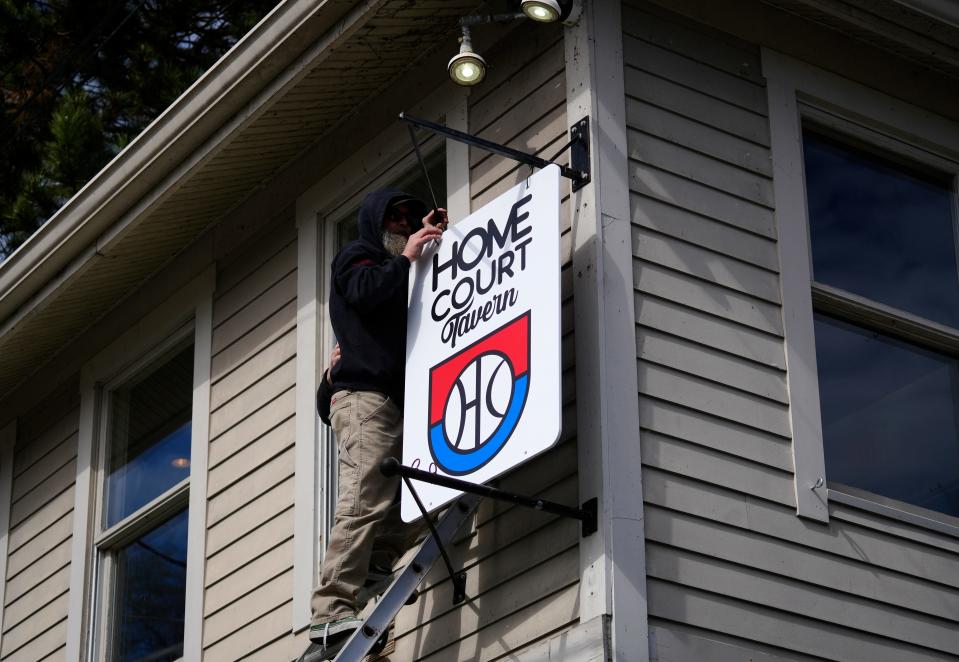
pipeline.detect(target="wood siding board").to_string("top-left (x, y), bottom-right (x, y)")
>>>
top-left (2, 566), bottom-right (70, 629)
top-left (629, 161), bottom-right (775, 238)
top-left (216, 224), bottom-right (296, 295)
top-left (393, 551), bottom-right (579, 660)
top-left (205, 477), bottom-right (294, 556)
top-left (628, 130), bottom-right (774, 211)
top-left (638, 396), bottom-right (792, 471)
top-left (6, 488), bottom-right (74, 554)
top-left (0, 625), bottom-right (66, 662)
top-left (642, 431), bottom-right (794, 506)
top-left (635, 296), bottom-right (786, 370)
top-left (8, 460), bottom-right (76, 529)
top-left (209, 357), bottom-right (296, 441)
top-left (12, 410), bottom-right (78, 480)
top-left (643, 468), bottom-right (959, 589)
top-left (213, 242), bottom-right (297, 327)
top-left (633, 228), bottom-right (780, 303)
top-left (645, 505), bottom-right (959, 623)
top-left (210, 327), bottom-right (296, 409)
top-left (648, 619), bottom-right (842, 662)
top-left (210, 301), bottom-right (297, 381)
top-left (622, 34), bottom-right (767, 114)
top-left (10, 437), bottom-right (76, 503)
top-left (624, 68), bottom-right (770, 147)
top-left (621, 3), bottom-right (764, 85)
top-left (207, 416), bottom-right (294, 497)
top-left (829, 503), bottom-right (959, 555)
top-left (201, 601), bottom-right (292, 661)
top-left (205, 507), bottom-right (293, 585)
top-left (204, 539), bottom-right (293, 617)
top-left (202, 569), bottom-right (292, 648)
top-left (470, 102), bottom-right (567, 193)
top-left (207, 447), bottom-right (294, 527)
top-left (208, 394), bottom-right (294, 469)
top-left (647, 543), bottom-right (959, 654)
top-left (633, 262), bottom-right (784, 335)
top-left (0, 593), bottom-right (67, 658)
top-left (471, 131), bottom-right (569, 207)
top-left (637, 328), bottom-right (788, 403)
top-left (626, 98), bottom-right (773, 177)
top-left (3, 538), bottom-right (70, 605)
top-left (630, 193), bottom-right (779, 271)
top-left (5, 510), bottom-right (71, 578)
top-left (646, 579), bottom-right (952, 662)
top-left (211, 271), bottom-right (296, 354)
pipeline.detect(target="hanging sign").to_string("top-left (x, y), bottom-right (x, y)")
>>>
top-left (402, 164), bottom-right (562, 521)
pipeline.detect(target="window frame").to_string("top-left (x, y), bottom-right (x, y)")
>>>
top-left (66, 268), bottom-right (214, 662)
top-left (764, 48), bottom-right (959, 535)
top-left (90, 326), bottom-right (194, 662)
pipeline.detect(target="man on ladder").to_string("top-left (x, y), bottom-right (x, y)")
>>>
top-left (301, 188), bottom-right (447, 662)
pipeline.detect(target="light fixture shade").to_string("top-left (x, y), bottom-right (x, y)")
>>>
top-left (521, 0), bottom-right (561, 22)
top-left (448, 51), bottom-right (487, 86)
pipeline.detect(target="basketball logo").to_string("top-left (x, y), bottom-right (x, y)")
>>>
top-left (428, 313), bottom-right (531, 475)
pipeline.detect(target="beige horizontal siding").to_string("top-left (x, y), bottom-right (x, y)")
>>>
top-left (625, 1), bottom-right (959, 658)
top-left (2, 388), bottom-right (78, 662)
top-left (203, 217), bottom-right (297, 659)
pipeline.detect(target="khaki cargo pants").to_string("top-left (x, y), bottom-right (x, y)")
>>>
top-left (311, 390), bottom-right (418, 626)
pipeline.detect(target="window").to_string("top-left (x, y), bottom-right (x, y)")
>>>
top-left (93, 337), bottom-right (194, 662)
top-left (802, 129), bottom-right (959, 520)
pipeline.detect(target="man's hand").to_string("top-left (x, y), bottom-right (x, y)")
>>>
top-left (325, 343), bottom-right (341, 386)
top-left (424, 207), bottom-right (448, 231)
top-left (402, 214), bottom-right (445, 262)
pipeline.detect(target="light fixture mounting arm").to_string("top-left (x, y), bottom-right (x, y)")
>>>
top-left (399, 112), bottom-right (591, 191)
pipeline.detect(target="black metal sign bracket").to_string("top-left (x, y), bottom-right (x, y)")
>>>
top-left (399, 112), bottom-right (591, 191)
top-left (381, 457), bottom-right (598, 538)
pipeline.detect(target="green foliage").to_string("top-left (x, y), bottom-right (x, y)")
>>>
top-left (0, 0), bottom-right (279, 259)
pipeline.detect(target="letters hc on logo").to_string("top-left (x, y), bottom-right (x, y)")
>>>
top-left (427, 312), bottom-right (531, 475)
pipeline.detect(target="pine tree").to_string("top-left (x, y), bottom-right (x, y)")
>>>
top-left (1, 0), bottom-right (279, 259)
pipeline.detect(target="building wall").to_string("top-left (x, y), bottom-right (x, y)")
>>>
top-left (388, 23), bottom-right (583, 661)
top-left (2, 379), bottom-right (79, 662)
top-left (200, 216), bottom-right (300, 661)
top-left (624, 2), bottom-right (959, 660)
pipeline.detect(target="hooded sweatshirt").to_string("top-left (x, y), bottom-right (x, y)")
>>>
top-left (322, 188), bottom-right (427, 416)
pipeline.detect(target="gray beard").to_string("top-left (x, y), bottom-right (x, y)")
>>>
top-left (382, 231), bottom-right (408, 257)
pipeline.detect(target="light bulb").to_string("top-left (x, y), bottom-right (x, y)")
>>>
top-left (521, 0), bottom-right (561, 22)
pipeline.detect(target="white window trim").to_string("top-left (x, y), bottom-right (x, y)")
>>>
top-left (66, 267), bottom-right (214, 662)
top-left (291, 86), bottom-right (469, 632)
top-left (0, 419), bottom-right (15, 652)
top-left (763, 48), bottom-right (959, 528)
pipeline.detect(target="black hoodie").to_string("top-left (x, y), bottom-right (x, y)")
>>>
top-left (318, 188), bottom-right (427, 421)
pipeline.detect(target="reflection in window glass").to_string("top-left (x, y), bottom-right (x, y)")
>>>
top-left (112, 509), bottom-right (188, 662)
top-left (803, 131), bottom-right (959, 328)
top-left (106, 344), bottom-right (194, 527)
top-left (815, 314), bottom-right (959, 517)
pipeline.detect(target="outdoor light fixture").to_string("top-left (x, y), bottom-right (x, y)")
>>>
top-left (521, 0), bottom-right (562, 22)
top-left (448, 26), bottom-right (487, 86)
top-left (448, 2), bottom-right (578, 85)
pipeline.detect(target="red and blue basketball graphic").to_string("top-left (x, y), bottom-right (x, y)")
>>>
top-left (428, 312), bottom-right (531, 475)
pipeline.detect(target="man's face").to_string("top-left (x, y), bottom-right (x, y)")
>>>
top-left (384, 202), bottom-right (417, 238)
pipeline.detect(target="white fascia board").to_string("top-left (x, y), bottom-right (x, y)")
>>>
top-left (0, 0), bottom-right (372, 328)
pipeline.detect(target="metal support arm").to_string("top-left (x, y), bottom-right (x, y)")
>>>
top-left (399, 112), bottom-right (590, 190)
top-left (381, 457), bottom-right (597, 536)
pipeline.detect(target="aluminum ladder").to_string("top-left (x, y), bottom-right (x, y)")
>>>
top-left (331, 492), bottom-right (480, 662)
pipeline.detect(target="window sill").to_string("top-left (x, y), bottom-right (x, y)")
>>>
top-left (828, 484), bottom-right (959, 539)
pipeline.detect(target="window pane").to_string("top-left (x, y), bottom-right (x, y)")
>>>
top-left (113, 509), bottom-right (188, 662)
top-left (106, 344), bottom-right (194, 527)
top-left (803, 131), bottom-right (959, 328)
top-left (815, 314), bottom-right (959, 517)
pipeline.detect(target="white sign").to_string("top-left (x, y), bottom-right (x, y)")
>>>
top-left (402, 165), bottom-right (562, 520)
